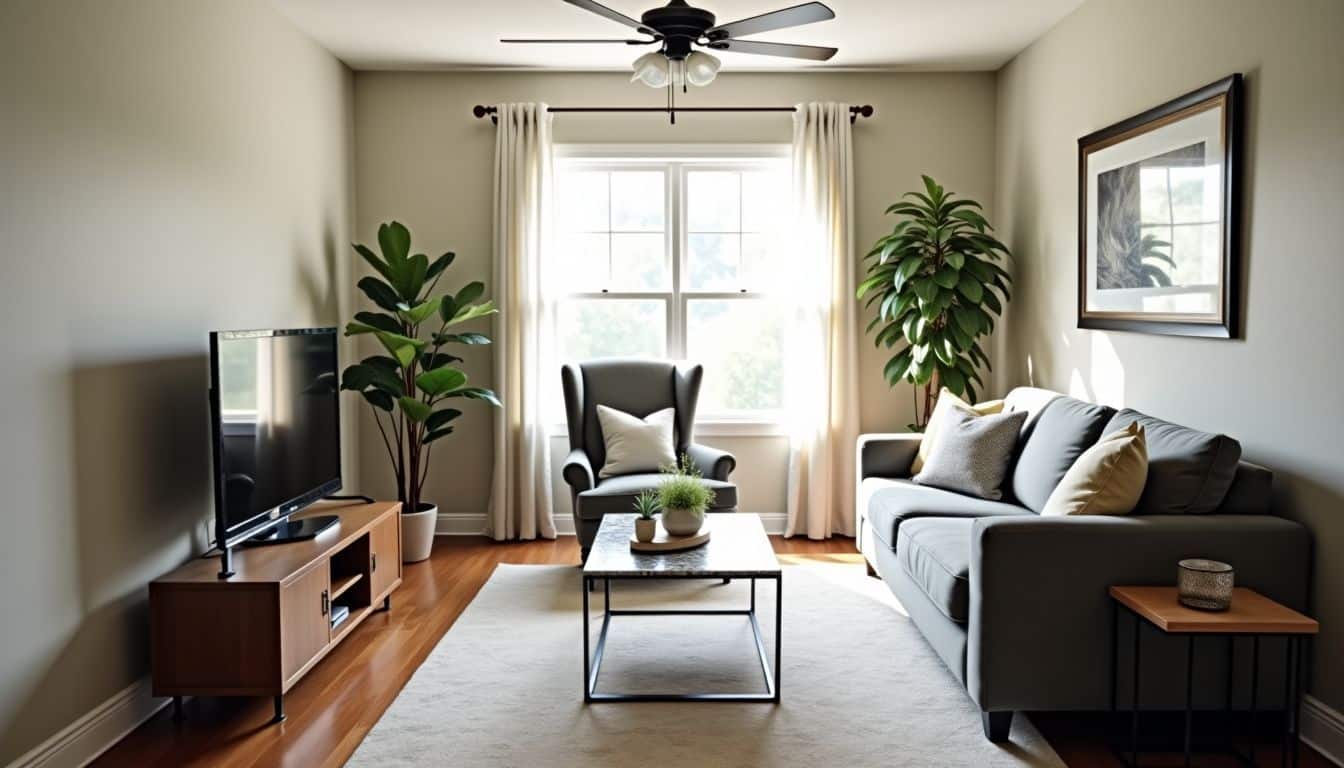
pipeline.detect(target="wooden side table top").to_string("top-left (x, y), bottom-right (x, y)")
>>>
top-left (1110, 586), bottom-right (1318, 635)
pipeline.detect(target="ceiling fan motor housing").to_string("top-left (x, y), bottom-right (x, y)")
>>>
top-left (641, 0), bottom-right (715, 60)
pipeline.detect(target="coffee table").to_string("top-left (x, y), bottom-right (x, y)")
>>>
top-left (581, 513), bottom-right (782, 703)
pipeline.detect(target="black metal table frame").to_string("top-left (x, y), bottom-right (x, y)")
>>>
top-left (582, 573), bottom-right (782, 703)
top-left (1110, 600), bottom-right (1308, 768)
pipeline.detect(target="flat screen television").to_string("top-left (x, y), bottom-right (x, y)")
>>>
top-left (209, 328), bottom-right (342, 576)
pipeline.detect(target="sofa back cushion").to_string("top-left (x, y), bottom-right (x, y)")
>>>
top-left (1009, 396), bottom-right (1116, 513)
top-left (1104, 409), bottom-right (1242, 514)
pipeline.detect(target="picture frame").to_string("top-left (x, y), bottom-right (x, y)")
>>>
top-left (1077, 74), bottom-right (1242, 337)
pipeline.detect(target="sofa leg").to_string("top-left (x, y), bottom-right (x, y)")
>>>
top-left (981, 711), bottom-right (1013, 742)
top-left (865, 560), bottom-right (879, 579)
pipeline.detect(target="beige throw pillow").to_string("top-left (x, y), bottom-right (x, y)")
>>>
top-left (1041, 422), bottom-right (1149, 516)
top-left (910, 388), bottom-right (1006, 474)
top-left (595, 405), bottom-right (676, 478)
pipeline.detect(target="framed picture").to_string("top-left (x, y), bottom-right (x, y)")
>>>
top-left (1077, 74), bottom-right (1242, 337)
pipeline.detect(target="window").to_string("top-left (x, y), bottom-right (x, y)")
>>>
top-left (554, 148), bottom-right (791, 421)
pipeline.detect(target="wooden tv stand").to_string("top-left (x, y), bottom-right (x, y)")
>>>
top-left (149, 501), bottom-right (402, 722)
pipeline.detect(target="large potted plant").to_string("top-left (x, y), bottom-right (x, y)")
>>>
top-left (857, 176), bottom-right (1012, 429)
top-left (341, 221), bottom-right (500, 562)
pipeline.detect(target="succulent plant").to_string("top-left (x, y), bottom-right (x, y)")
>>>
top-left (632, 490), bottom-right (661, 520)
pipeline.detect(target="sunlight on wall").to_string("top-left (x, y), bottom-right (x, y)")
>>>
top-left (1090, 332), bottom-right (1125, 407)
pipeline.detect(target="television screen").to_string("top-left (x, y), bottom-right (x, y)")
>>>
top-left (210, 328), bottom-right (341, 543)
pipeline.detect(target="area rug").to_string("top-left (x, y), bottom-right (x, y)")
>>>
top-left (348, 562), bottom-right (1064, 767)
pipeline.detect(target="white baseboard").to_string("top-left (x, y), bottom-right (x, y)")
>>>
top-left (7, 677), bottom-right (168, 768)
top-left (436, 511), bottom-right (789, 537)
top-left (1303, 694), bottom-right (1344, 767)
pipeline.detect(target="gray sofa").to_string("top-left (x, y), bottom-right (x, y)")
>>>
top-left (561, 359), bottom-right (737, 559)
top-left (856, 387), bottom-right (1312, 741)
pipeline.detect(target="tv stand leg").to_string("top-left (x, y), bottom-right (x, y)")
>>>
top-left (171, 696), bottom-right (183, 722)
top-left (272, 695), bottom-right (286, 724)
top-left (380, 595), bottom-right (391, 612)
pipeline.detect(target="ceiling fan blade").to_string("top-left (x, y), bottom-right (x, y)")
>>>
top-left (705, 2), bottom-right (835, 40)
top-left (500, 38), bottom-right (656, 44)
top-left (705, 38), bottom-right (837, 61)
top-left (562, 0), bottom-right (655, 35)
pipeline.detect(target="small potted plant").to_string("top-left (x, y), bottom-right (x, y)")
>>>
top-left (656, 455), bottom-right (716, 537)
top-left (632, 490), bottom-right (660, 543)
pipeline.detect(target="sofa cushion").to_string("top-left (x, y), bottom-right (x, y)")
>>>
top-left (914, 409), bottom-right (1027, 500)
top-left (576, 473), bottom-right (736, 520)
top-left (910, 388), bottom-right (1005, 474)
top-left (897, 517), bottom-right (974, 624)
top-left (1104, 409), bottom-right (1242, 515)
top-left (1009, 396), bottom-right (1116, 513)
top-left (866, 479), bottom-right (1031, 550)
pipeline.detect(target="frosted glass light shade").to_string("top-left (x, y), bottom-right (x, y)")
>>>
top-left (684, 51), bottom-right (720, 87)
top-left (631, 52), bottom-right (670, 88)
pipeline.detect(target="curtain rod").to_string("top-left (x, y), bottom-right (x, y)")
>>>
top-left (472, 104), bottom-right (874, 125)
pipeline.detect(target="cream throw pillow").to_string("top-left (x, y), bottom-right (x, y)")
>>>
top-left (1041, 422), bottom-right (1149, 516)
top-left (910, 388), bottom-right (1006, 474)
top-left (595, 405), bottom-right (676, 478)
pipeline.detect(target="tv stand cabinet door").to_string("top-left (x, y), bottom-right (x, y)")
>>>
top-left (280, 565), bottom-right (331, 684)
top-left (369, 511), bottom-right (401, 600)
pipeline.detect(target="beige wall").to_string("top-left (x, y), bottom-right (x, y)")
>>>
top-left (351, 70), bottom-right (999, 522)
top-left (0, 0), bottom-right (354, 762)
top-left (994, 0), bottom-right (1344, 709)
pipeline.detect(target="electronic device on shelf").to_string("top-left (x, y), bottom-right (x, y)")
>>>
top-left (208, 327), bottom-right (343, 578)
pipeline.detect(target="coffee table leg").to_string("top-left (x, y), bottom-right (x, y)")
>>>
top-left (774, 574), bottom-right (782, 703)
top-left (582, 575), bottom-right (591, 702)
top-left (1132, 613), bottom-right (1141, 767)
top-left (1184, 635), bottom-right (1194, 768)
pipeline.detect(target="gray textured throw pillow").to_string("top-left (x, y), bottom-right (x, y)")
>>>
top-left (913, 408), bottom-right (1028, 500)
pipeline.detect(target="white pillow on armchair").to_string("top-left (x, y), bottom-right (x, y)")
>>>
top-left (595, 405), bottom-right (676, 478)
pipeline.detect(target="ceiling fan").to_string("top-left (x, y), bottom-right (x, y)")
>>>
top-left (502, 0), bottom-right (838, 89)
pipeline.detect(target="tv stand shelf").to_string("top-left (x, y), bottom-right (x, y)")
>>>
top-left (150, 501), bottom-right (402, 723)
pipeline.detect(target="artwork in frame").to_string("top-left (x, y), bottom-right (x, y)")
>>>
top-left (1077, 74), bottom-right (1242, 337)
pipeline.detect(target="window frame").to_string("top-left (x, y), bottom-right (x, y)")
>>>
top-left (552, 144), bottom-right (792, 431)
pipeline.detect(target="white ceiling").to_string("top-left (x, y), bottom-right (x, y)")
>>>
top-left (272, 0), bottom-right (1083, 72)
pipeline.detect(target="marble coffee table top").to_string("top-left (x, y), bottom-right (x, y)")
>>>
top-left (583, 513), bottom-right (781, 578)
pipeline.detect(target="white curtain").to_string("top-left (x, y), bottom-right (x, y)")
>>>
top-left (784, 103), bottom-right (860, 539)
top-left (487, 103), bottom-right (557, 541)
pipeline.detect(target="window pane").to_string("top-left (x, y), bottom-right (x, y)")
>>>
top-left (558, 171), bottom-right (609, 231)
top-left (1168, 166), bottom-right (1207, 224)
top-left (686, 300), bottom-right (785, 413)
top-left (558, 299), bottom-right (666, 362)
top-left (611, 233), bottom-right (668, 290)
top-left (687, 171), bottom-right (741, 231)
top-left (687, 233), bottom-right (740, 291)
top-left (1138, 167), bottom-right (1170, 224)
top-left (610, 171), bottom-right (665, 231)
top-left (560, 233), bottom-right (609, 290)
top-left (742, 233), bottom-right (789, 292)
top-left (741, 169), bottom-right (789, 232)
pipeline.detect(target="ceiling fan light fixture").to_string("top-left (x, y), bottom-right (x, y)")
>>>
top-left (630, 51), bottom-right (669, 88)
top-left (684, 51), bottom-right (720, 86)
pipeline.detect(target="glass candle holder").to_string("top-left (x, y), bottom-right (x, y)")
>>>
top-left (1177, 559), bottom-right (1234, 611)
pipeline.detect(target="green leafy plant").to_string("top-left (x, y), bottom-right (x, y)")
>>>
top-left (857, 176), bottom-right (1012, 430)
top-left (656, 455), bottom-right (716, 512)
top-left (632, 490), bottom-right (661, 520)
top-left (340, 221), bottom-right (500, 513)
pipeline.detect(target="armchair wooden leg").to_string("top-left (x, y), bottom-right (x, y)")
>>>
top-left (981, 711), bottom-right (1013, 742)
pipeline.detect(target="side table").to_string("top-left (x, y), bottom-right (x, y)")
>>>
top-left (1109, 586), bottom-right (1318, 768)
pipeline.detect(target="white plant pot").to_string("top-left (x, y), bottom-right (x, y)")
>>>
top-left (634, 516), bottom-right (657, 542)
top-left (401, 503), bottom-right (438, 563)
top-left (661, 507), bottom-right (704, 536)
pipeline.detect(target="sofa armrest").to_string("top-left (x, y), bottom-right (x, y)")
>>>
top-left (562, 448), bottom-right (595, 494)
top-left (968, 514), bottom-right (1312, 712)
top-left (857, 433), bottom-right (922, 480)
top-left (687, 442), bottom-right (735, 481)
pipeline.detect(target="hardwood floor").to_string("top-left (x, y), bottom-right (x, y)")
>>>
top-left (95, 536), bottom-right (1328, 768)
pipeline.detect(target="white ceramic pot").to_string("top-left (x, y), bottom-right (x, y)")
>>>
top-left (660, 506), bottom-right (704, 536)
top-left (634, 516), bottom-right (657, 542)
top-left (401, 503), bottom-right (438, 563)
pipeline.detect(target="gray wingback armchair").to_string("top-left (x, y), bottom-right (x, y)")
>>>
top-left (561, 359), bottom-right (737, 559)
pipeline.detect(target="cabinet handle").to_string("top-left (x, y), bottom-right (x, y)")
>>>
top-left (371, 553), bottom-right (377, 573)
top-left (320, 589), bottom-right (329, 616)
